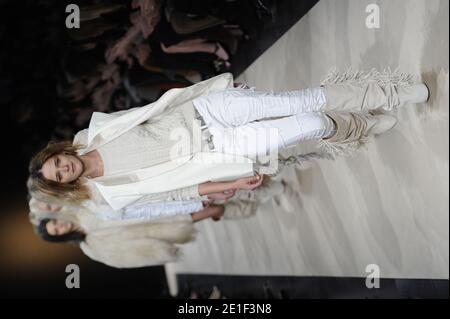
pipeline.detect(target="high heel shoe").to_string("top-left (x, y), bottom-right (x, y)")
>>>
top-left (213, 59), bottom-right (231, 72)
top-left (213, 42), bottom-right (232, 71)
top-left (213, 42), bottom-right (231, 61)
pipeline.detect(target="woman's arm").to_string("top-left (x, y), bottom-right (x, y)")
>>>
top-left (207, 189), bottom-right (236, 201)
top-left (129, 175), bottom-right (264, 204)
top-left (198, 174), bottom-right (264, 196)
top-left (191, 204), bottom-right (224, 223)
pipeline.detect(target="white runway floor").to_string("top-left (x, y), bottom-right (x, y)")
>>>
top-left (165, 0), bottom-right (449, 295)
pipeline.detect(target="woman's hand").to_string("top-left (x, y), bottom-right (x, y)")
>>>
top-left (210, 204), bottom-right (225, 221)
top-left (207, 189), bottom-right (236, 201)
top-left (202, 200), bottom-right (213, 207)
top-left (232, 174), bottom-right (264, 190)
top-left (192, 204), bottom-right (225, 223)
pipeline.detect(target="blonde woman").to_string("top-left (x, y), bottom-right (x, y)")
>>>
top-left (28, 194), bottom-right (224, 268)
top-left (28, 175), bottom-right (292, 268)
top-left (29, 70), bottom-right (429, 212)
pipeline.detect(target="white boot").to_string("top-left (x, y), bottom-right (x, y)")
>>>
top-left (397, 83), bottom-right (430, 106)
top-left (368, 114), bottom-right (398, 135)
top-left (319, 111), bottom-right (397, 156)
top-left (321, 68), bottom-right (428, 111)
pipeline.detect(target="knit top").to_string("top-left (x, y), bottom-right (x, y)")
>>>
top-left (74, 105), bottom-right (202, 203)
top-left (96, 107), bottom-right (191, 175)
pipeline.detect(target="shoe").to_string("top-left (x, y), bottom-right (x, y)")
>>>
top-left (213, 42), bottom-right (230, 61)
top-left (320, 111), bottom-right (397, 156)
top-left (330, 112), bottom-right (398, 139)
top-left (321, 68), bottom-right (427, 111)
top-left (368, 114), bottom-right (398, 135)
top-left (398, 83), bottom-right (430, 106)
top-left (213, 58), bottom-right (231, 72)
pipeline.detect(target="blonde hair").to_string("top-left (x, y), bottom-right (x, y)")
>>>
top-left (27, 181), bottom-right (83, 226)
top-left (28, 141), bottom-right (91, 203)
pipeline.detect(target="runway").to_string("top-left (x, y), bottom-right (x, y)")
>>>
top-left (165, 0), bottom-right (449, 295)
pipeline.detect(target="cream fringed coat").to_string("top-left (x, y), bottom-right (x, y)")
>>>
top-left (74, 73), bottom-right (254, 211)
top-left (29, 198), bottom-right (195, 268)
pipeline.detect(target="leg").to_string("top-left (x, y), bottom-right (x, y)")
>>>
top-left (193, 87), bottom-right (327, 128)
top-left (161, 39), bottom-right (229, 61)
top-left (322, 69), bottom-right (429, 111)
top-left (161, 40), bottom-right (213, 54)
top-left (319, 111), bottom-right (398, 156)
top-left (211, 112), bottom-right (335, 158)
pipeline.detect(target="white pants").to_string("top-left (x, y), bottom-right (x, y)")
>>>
top-left (193, 87), bottom-right (334, 158)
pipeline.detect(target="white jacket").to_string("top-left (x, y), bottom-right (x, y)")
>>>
top-left (74, 74), bottom-right (254, 210)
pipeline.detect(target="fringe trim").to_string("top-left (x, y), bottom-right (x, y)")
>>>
top-left (317, 136), bottom-right (370, 158)
top-left (278, 152), bottom-right (334, 168)
top-left (321, 67), bottom-right (416, 88)
top-left (223, 201), bottom-right (257, 220)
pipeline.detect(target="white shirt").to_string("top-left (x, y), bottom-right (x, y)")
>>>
top-left (83, 182), bottom-right (203, 222)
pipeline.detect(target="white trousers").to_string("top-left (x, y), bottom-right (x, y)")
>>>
top-left (193, 87), bottom-right (334, 158)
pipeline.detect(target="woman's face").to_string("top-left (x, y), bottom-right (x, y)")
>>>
top-left (36, 201), bottom-right (62, 213)
top-left (40, 153), bottom-right (83, 184)
top-left (46, 220), bottom-right (73, 236)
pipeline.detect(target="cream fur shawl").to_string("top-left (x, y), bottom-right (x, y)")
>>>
top-left (28, 196), bottom-right (196, 268)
